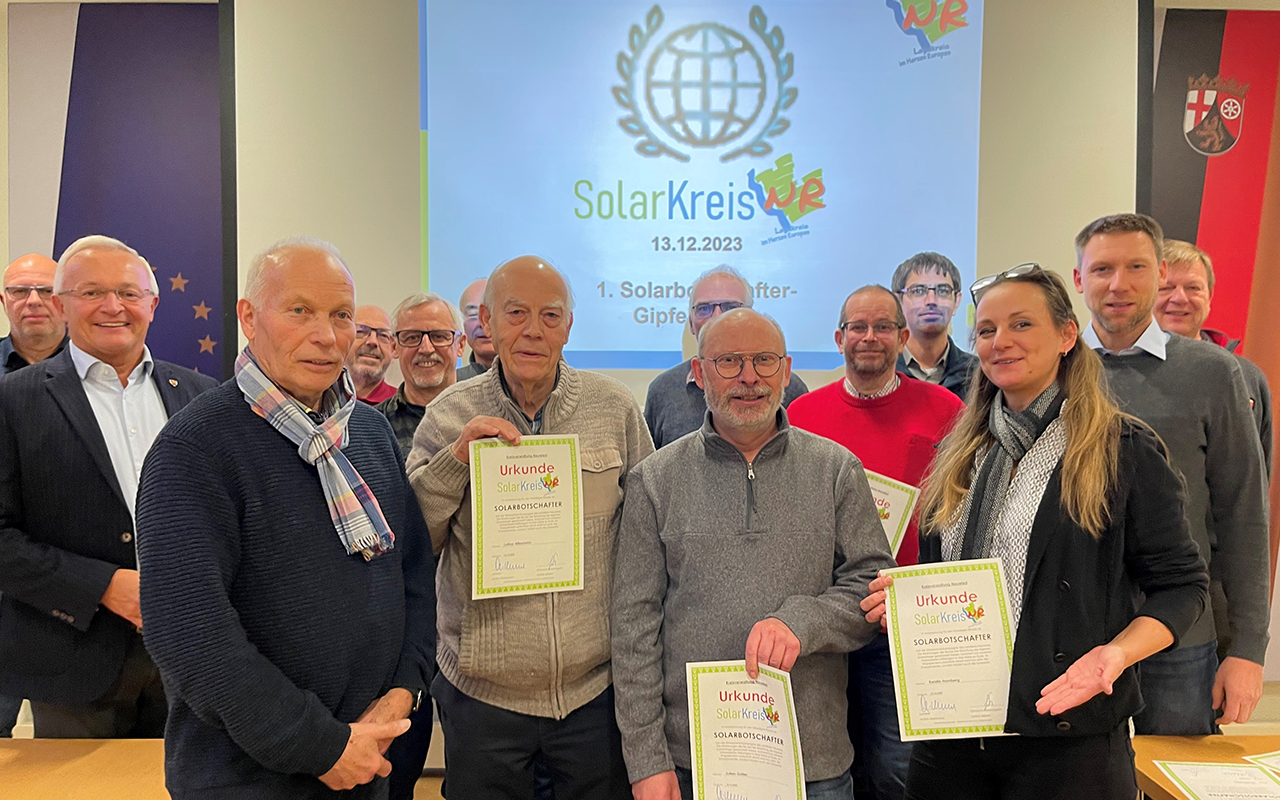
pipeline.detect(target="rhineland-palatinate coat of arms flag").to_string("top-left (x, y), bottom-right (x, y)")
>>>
top-left (1184, 73), bottom-right (1249, 156)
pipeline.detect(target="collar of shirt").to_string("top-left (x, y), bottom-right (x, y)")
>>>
top-left (498, 361), bottom-right (559, 433)
top-left (901, 339), bottom-right (950, 371)
top-left (0, 336), bottom-right (25, 373)
top-left (1081, 317), bottom-right (1169, 360)
top-left (68, 340), bottom-right (155, 386)
top-left (844, 372), bottom-right (900, 400)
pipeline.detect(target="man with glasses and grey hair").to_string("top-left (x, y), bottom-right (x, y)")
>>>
top-left (643, 265), bottom-right (808, 448)
top-left (376, 292), bottom-right (466, 461)
top-left (613, 307), bottom-right (895, 800)
top-left (1, 254), bottom-right (67, 376)
top-left (891, 252), bottom-right (976, 399)
top-left (0, 235), bottom-right (216, 738)
top-left (349, 305), bottom-right (398, 404)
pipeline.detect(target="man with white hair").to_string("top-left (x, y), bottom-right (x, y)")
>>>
top-left (408, 255), bottom-right (653, 798)
top-left (644, 265), bottom-right (808, 448)
top-left (376, 292), bottom-right (466, 460)
top-left (0, 235), bottom-right (216, 737)
top-left (136, 237), bottom-right (436, 798)
top-left (1, 253), bottom-right (66, 375)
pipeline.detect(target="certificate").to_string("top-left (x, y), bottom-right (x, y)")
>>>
top-left (863, 469), bottom-right (920, 559)
top-left (1155, 761), bottom-right (1280, 799)
top-left (882, 558), bottom-right (1015, 741)
top-left (470, 434), bottom-right (584, 600)
top-left (686, 660), bottom-right (806, 800)
top-left (1246, 751), bottom-right (1280, 773)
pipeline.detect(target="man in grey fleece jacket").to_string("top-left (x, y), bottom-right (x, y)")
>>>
top-left (612, 309), bottom-right (896, 800)
top-left (407, 257), bottom-right (654, 799)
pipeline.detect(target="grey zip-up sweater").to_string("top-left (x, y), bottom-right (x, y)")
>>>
top-left (407, 360), bottom-right (654, 718)
top-left (1097, 334), bottom-right (1270, 663)
top-left (611, 410), bottom-right (896, 783)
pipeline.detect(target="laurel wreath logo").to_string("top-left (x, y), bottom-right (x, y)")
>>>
top-left (613, 5), bottom-right (797, 162)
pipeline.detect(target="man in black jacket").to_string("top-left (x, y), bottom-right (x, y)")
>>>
top-left (0, 235), bottom-right (216, 737)
top-left (891, 252), bottom-right (977, 399)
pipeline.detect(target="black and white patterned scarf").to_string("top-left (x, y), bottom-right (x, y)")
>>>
top-left (959, 382), bottom-right (1066, 561)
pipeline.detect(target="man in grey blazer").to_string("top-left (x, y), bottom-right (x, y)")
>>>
top-left (0, 235), bottom-right (216, 737)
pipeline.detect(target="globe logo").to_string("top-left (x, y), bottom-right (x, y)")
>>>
top-left (614, 5), bottom-right (798, 163)
top-left (645, 24), bottom-right (766, 149)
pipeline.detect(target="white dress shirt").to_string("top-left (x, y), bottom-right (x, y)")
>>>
top-left (68, 342), bottom-right (169, 518)
top-left (1081, 317), bottom-right (1170, 360)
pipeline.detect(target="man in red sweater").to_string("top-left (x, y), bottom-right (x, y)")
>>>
top-left (788, 284), bottom-right (963, 800)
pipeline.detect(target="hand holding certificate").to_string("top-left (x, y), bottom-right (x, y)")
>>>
top-left (470, 434), bottom-right (585, 600)
top-left (881, 558), bottom-right (1016, 740)
top-left (686, 660), bottom-right (806, 800)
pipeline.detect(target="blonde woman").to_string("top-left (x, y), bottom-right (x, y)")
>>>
top-left (861, 265), bottom-right (1207, 800)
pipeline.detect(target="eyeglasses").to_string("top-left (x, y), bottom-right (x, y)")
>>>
top-left (3, 285), bottom-right (54, 301)
top-left (840, 320), bottom-right (902, 337)
top-left (395, 329), bottom-right (459, 348)
top-left (691, 300), bottom-right (745, 321)
top-left (898, 283), bottom-right (957, 301)
top-left (701, 351), bottom-right (784, 379)
top-left (58, 286), bottom-right (155, 305)
top-left (355, 325), bottom-right (393, 344)
top-left (968, 263), bottom-right (1042, 304)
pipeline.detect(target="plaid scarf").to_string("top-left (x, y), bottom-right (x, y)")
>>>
top-left (235, 348), bottom-right (395, 560)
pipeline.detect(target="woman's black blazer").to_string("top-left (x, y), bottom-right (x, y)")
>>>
top-left (919, 421), bottom-right (1209, 738)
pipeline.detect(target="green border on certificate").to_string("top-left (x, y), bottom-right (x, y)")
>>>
top-left (864, 470), bottom-right (919, 557)
top-left (471, 437), bottom-right (582, 596)
top-left (688, 663), bottom-right (803, 800)
top-left (1155, 760), bottom-right (1280, 799)
top-left (886, 560), bottom-right (1015, 738)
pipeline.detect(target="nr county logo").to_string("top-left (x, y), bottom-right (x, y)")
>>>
top-left (613, 5), bottom-right (797, 162)
top-left (1184, 74), bottom-right (1248, 157)
top-left (885, 0), bottom-right (969, 64)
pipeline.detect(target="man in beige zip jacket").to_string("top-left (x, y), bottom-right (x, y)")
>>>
top-left (407, 256), bottom-right (654, 799)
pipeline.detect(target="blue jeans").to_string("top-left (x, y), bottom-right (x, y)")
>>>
top-left (1132, 639), bottom-right (1219, 735)
top-left (676, 766), bottom-right (854, 800)
top-left (849, 634), bottom-right (911, 800)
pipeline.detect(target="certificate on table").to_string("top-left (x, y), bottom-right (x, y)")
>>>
top-left (686, 660), bottom-right (806, 800)
top-left (1156, 761), bottom-right (1280, 799)
top-left (883, 558), bottom-right (1016, 741)
top-left (1247, 751), bottom-right (1280, 773)
top-left (863, 469), bottom-right (920, 558)
top-left (470, 435), bottom-right (584, 600)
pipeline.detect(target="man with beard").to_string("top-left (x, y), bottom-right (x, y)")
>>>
top-left (377, 293), bottom-right (465, 460)
top-left (1154, 239), bottom-right (1271, 475)
top-left (456, 279), bottom-right (494, 381)
top-left (1074, 213), bottom-right (1269, 734)
top-left (349, 305), bottom-right (396, 404)
top-left (612, 308), bottom-right (895, 800)
top-left (892, 252), bottom-right (976, 399)
top-left (787, 286), bottom-right (963, 800)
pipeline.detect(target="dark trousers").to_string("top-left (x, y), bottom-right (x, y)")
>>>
top-left (30, 633), bottom-right (166, 738)
top-left (905, 726), bottom-right (1136, 800)
top-left (432, 674), bottom-right (630, 800)
top-left (1132, 639), bottom-right (1219, 735)
top-left (0, 693), bottom-right (21, 737)
top-left (387, 698), bottom-right (435, 800)
top-left (849, 633), bottom-right (912, 800)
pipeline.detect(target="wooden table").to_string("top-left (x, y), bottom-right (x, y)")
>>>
top-left (1133, 735), bottom-right (1280, 799)
top-left (0, 739), bottom-right (168, 799)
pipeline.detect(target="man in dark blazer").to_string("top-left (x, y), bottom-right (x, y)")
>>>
top-left (0, 235), bottom-right (217, 737)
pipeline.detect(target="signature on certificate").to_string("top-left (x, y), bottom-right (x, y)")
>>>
top-left (492, 556), bottom-right (525, 572)
top-left (983, 693), bottom-right (998, 710)
top-left (918, 695), bottom-right (957, 713)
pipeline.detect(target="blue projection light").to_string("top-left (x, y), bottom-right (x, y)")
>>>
top-left (423, 1), bottom-right (983, 370)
